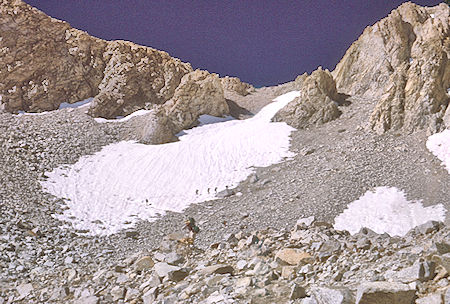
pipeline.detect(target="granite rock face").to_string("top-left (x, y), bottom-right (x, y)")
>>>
top-left (0, 0), bottom-right (192, 118)
top-left (87, 41), bottom-right (192, 118)
top-left (120, 70), bottom-right (230, 145)
top-left (333, 2), bottom-right (450, 133)
top-left (0, 0), bottom-right (106, 112)
top-left (165, 70), bottom-right (229, 133)
top-left (273, 67), bottom-right (342, 129)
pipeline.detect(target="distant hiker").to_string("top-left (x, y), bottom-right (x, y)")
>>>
top-left (183, 217), bottom-right (200, 240)
top-left (195, 189), bottom-right (199, 195)
top-left (214, 187), bottom-right (217, 192)
top-left (207, 188), bottom-right (210, 194)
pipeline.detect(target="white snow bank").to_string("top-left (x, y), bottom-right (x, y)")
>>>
top-left (15, 97), bottom-right (93, 116)
top-left (197, 114), bottom-right (235, 126)
top-left (59, 97), bottom-right (93, 109)
top-left (333, 187), bottom-right (446, 236)
top-left (16, 111), bottom-right (50, 116)
top-left (41, 91), bottom-right (300, 235)
top-left (427, 129), bottom-right (450, 174)
top-left (94, 109), bottom-right (152, 123)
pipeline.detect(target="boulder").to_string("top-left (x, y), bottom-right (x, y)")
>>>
top-left (273, 67), bottom-right (343, 129)
top-left (275, 248), bottom-right (312, 266)
top-left (332, 2), bottom-right (450, 133)
top-left (153, 262), bottom-right (188, 282)
top-left (165, 69), bottom-right (229, 133)
top-left (137, 108), bottom-right (178, 145)
top-left (134, 256), bottom-right (155, 272)
top-left (310, 287), bottom-right (353, 304)
top-left (415, 293), bottom-right (444, 304)
top-left (290, 284), bottom-right (307, 300)
top-left (355, 282), bottom-right (416, 304)
top-left (388, 259), bottom-right (436, 283)
top-left (220, 76), bottom-right (255, 96)
top-left (295, 216), bottom-right (316, 230)
top-left (198, 264), bottom-right (234, 276)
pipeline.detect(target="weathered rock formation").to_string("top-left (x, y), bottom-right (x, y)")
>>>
top-left (220, 76), bottom-right (254, 97)
top-left (128, 107), bottom-right (178, 145)
top-left (118, 70), bottom-right (229, 145)
top-left (87, 41), bottom-right (192, 118)
top-left (274, 72), bottom-right (308, 96)
top-left (165, 70), bottom-right (229, 133)
top-left (333, 2), bottom-right (450, 133)
top-left (273, 67), bottom-right (342, 129)
top-left (0, 0), bottom-right (192, 118)
top-left (0, 0), bottom-right (106, 112)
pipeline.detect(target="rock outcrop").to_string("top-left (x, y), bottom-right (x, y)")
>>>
top-left (0, 1), bottom-right (107, 112)
top-left (273, 67), bottom-right (342, 129)
top-left (0, 0), bottom-right (192, 118)
top-left (87, 41), bottom-right (192, 118)
top-left (164, 70), bottom-right (229, 133)
top-left (220, 76), bottom-right (255, 97)
top-left (333, 2), bottom-right (450, 133)
top-left (118, 70), bottom-right (229, 145)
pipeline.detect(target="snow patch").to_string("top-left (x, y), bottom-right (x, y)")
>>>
top-left (14, 97), bottom-right (94, 116)
top-left (94, 109), bottom-right (152, 123)
top-left (16, 110), bottom-right (51, 116)
top-left (427, 129), bottom-right (450, 174)
top-left (41, 91), bottom-right (300, 235)
top-left (59, 97), bottom-right (93, 109)
top-left (333, 187), bottom-right (446, 236)
top-left (197, 114), bottom-right (235, 126)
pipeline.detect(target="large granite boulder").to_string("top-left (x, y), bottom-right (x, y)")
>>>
top-left (139, 110), bottom-right (178, 145)
top-left (273, 67), bottom-right (342, 129)
top-left (332, 2), bottom-right (450, 133)
top-left (165, 70), bottom-right (229, 133)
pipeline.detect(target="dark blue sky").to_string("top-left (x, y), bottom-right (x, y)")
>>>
top-left (25, 0), bottom-right (442, 87)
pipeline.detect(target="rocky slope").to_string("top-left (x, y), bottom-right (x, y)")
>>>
top-left (2, 211), bottom-right (449, 303)
top-left (332, 2), bottom-right (450, 134)
top-left (1, 1), bottom-right (450, 304)
top-left (1, 85), bottom-right (449, 304)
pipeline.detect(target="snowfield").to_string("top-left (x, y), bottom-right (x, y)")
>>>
top-left (427, 129), bottom-right (450, 174)
top-left (333, 187), bottom-right (446, 236)
top-left (333, 129), bottom-right (449, 236)
top-left (41, 91), bottom-right (300, 235)
top-left (40, 92), bottom-right (449, 237)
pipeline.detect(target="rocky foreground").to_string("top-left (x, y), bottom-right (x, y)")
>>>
top-left (1, 212), bottom-right (449, 304)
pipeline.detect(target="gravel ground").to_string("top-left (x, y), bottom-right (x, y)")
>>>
top-left (1, 92), bottom-right (449, 298)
